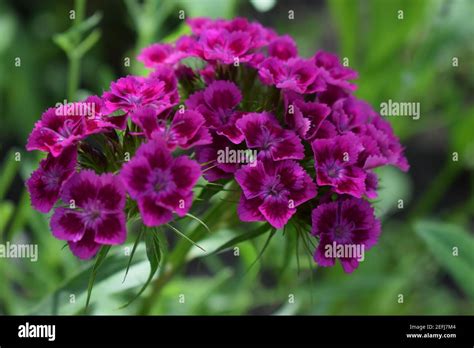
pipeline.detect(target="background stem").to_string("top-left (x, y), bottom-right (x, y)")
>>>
top-left (67, 0), bottom-right (86, 100)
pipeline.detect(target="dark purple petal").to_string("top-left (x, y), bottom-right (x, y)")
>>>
top-left (234, 162), bottom-right (266, 199)
top-left (60, 170), bottom-right (98, 208)
top-left (170, 110), bottom-right (206, 145)
top-left (68, 228), bottom-right (101, 260)
top-left (259, 195), bottom-right (295, 229)
top-left (96, 174), bottom-right (126, 211)
top-left (138, 195), bottom-right (174, 227)
top-left (237, 195), bottom-right (265, 222)
top-left (50, 207), bottom-right (85, 242)
top-left (170, 156), bottom-right (201, 191)
top-left (94, 212), bottom-right (126, 245)
top-left (120, 155), bottom-right (151, 199)
top-left (268, 35), bottom-right (297, 61)
top-left (270, 130), bottom-right (305, 161)
top-left (135, 138), bottom-right (173, 170)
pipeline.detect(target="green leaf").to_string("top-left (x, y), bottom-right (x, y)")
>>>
top-left (122, 229), bottom-right (144, 283)
top-left (0, 150), bottom-right (20, 201)
top-left (53, 12), bottom-right (102, 58)
top-left (414, 220), bottom-right (474, 299)
top-left (120, 228), bottom-right (162, 308)
top-left (210, 223), bottom-right (270, 255)
top-left (185, 213), bottom-right (211, 234)
top-left (30, 244), bottom-right (148, 315)
top-left (245, 228), bottom-right (276, 273)
top-left (68, 12), bottom-right (102, 38)
top-left (0, 202), bottom-right (14, 236)
top-left (451, 107), bottom-right (474, 168)
top-left (85, 245), bottom-right (111, 310)
top-left (73, 29), bottom-right (101, 58)
top-left (166, 223), bottom-right (206, 252)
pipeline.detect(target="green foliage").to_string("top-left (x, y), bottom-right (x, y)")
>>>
top-left (415, 221), bottom-right (474, 299)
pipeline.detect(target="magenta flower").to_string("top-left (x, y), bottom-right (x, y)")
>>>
top-left (235, 160), bottom-right (317, 229)
top-left (24, 17), bottom-right (410, 273)
top-left (26, 107), bottom-right (86, 157)
top-left (26, 97), bottom-right (126, 158)
top-left (186, 80), bottom-right (244, 144)
top-left (82, 95), bottom-right (127, 133)
top-left (195, 131), bottom-right (243, 182)
top-left (268, 35), bottom-right (298, 61)
top-left (365, 171), bottom-right (378, 199)
top-left (311, 197), bottom-right (381, 273)
top-left (102, 75), bottom-right (175, 118)
top-left (26, 146), bottom-right (77, 213)
top-left (329, 97), bottom-right (373, 135)
top-left (188, 17), bottom-right (274, 48)
top-left (120, 139), bottom-right (201, 227)
top-left (258, 57), bottom-right (322, 94)
top-left (132, 107), bottom-right (211, 150)
top-left (236, 112), bottom-right (305, 161)
top-left (149, 66), bottom-right (180, 105)
top-left (197, 29), bottom-right (254, 65)
top-left (50, 170), bottom-right (126, 259)
top-left (312, 132), bottom-right (366, 198)
top-left (284, 92), bottom-right (331, 141)
top-left (360, 122), bottom-right (409, 172)
top-left (137, 43), bottom-right (188, 68)
top-left (313, 50), bottom-right (358, 91)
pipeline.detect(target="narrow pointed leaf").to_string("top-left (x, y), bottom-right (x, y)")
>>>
top-left (85, 245), bottom-right (111, 310)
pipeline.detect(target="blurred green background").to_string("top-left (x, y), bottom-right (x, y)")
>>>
top-left (0, 0), bottom-right (473, 315)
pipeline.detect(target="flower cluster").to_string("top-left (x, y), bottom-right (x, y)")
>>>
top-left (26, 17), bottom-right (408, 272)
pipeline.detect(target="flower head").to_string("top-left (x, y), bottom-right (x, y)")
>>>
top-left (311, 197), bottom-right (381, 273)
top-left (120, 139), bottom-right (201, 227)
top-left (313, 50), bottom-right (358, 91)
top-left (137, 43), bottom-right (188, 68)
top-left (328, 96), bottom-right (373, 135)
top-left (197, 29), bottom-right (254, 65)
top-left (82, 95), bottom-right (128, 133)
top-left (236, 112), bottom-right (305, 161)
top-left (359, 120), bottom-right (409, 172)
top-left (26, 146), bottom-right (77, 213)
top-left (312, 132), bottom-right (366, 197)
top-left (268, 35), bottom-right (298, 61)
top-left (284, 92), bottom-right (331, 140)
top-left (186, 80), bottom-right (244, 144)
top-left (102, 75), bottom-right (175, 118)
top-left (132, 107), bottom-right (211, 150)
top-left (26, 108), bottom-right (86, 157)
top-left (195, 131), bottom-right (243, 182)
top-left (258, 57), bottom-right (321, 94)
top-left (50, 170), bottom-right (126, 259)
top-left (235, 160), bottom-right (317, 229)
top-left (188, 17), bottom-right (274, 48)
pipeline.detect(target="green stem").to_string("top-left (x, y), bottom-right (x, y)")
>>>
top-left (67, 56), bottom-right (80, 101)
top-left (67, 0), bottom-right (87, 100)
top-left (137, 190), bottom-right (233, 315)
